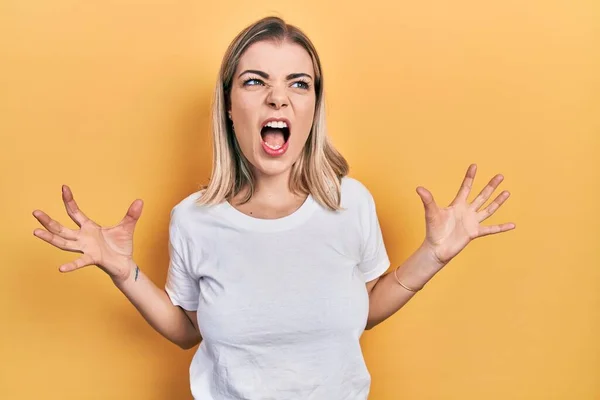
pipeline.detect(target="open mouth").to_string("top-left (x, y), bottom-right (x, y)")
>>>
top-left (260, 120), bottom-right (291, 152)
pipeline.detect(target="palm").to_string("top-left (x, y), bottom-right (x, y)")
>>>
top-left (78, 220), bottom-right (134, 274)
top-left (417, 164), bottom-right (515, 266)
top-left (32, 185), bottom-right (143, 279)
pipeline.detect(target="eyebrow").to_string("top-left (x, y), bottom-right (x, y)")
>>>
top-left (238, 69), bottom-right (313, 81)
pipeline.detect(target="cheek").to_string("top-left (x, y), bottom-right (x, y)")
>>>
top-left (233, 126), bottom-right (255, 155)
top-left (294, 99), bottom-right (316, 140)
top-left (230, 89), bottom-right (256, 122)
top-left (231, 94), bottom-right (258, 144)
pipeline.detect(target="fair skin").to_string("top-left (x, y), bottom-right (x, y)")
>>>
top-left (31, 39), bottom-right (515, 351)
top-left (365, 164), bottom-right (515, 328)
top-left (228, 39), bottom-right (316, 217)
top-left (32, 187), bottom-right (201, 349)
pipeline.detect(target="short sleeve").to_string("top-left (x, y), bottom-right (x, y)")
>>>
top-left (358, 192), bottom-right (391, 282)
top-left (164, 208), bottom-right (200, 311)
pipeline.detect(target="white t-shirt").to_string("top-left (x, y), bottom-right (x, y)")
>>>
top-left (165, 176), bottom-right (390, 400)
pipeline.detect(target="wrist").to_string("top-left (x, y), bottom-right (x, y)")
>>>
top-left (419, 241), bottom-right (447, 271)
top-left (392, 243), bottom-right (444, 293)
top-left (111, 259), bottom-right (139, 288)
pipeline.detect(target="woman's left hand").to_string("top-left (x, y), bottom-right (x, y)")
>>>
top-left (416, 163), bottom-right (516, 268)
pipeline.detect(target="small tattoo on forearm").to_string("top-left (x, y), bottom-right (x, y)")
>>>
top-left (134, 266), bottom-right (139, 281)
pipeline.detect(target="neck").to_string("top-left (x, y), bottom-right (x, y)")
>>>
top-left (250, 169), bottom-right (294, 203)
top-left (233, 168), bottom-right (306, 208)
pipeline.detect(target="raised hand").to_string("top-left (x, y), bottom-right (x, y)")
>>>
top-left (32, 185), bottom-right (143, 283)
top-left (416, 164), bottom-right (516, 267)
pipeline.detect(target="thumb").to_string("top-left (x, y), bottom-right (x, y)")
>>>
top-left (120, 199), bottom-right (143, 228)
top-left (416, 186), bottom-right (438, 219)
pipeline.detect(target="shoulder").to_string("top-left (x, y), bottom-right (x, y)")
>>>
top-left (169, 189), bottom-right (213, 232)
top-left (340, 176), bottom-right (376, 208)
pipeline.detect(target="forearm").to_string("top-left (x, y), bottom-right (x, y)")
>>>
top-left (113, 260), bottom-right (201, 349)
top-left (366, 243), bottom-right (444, 330)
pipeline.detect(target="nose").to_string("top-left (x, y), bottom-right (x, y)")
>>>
top-left (266, 84), bottom-right (289, 109)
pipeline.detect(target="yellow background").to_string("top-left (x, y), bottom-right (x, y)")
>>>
top-left (2, 0), bottom-right (598, 399)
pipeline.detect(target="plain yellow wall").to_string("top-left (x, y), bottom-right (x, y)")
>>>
top-left (2, 1), bottom-right (598, 399)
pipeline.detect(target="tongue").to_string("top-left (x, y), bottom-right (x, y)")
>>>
top-left (262, 128), bottom-right (285, 147)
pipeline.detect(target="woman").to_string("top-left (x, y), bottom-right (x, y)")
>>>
top-left (31, 16), bottom-right (515, 400)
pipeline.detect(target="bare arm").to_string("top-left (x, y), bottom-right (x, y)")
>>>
top-left (113, 261), bottom-right (201, 349)
top-left (365, 243), bottom-right (442, 330)
top-left (365, 164), bottom-right (515, 330)
top-left (32, 185), bottom-right (201, 350)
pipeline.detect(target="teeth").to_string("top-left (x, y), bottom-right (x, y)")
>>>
top-left (264, 141), bottom-right (282, 150)
top-left (264, 121), bottom-right (288, 129)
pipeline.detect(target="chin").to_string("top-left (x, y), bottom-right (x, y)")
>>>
top-left (251, 157), bottom-right (295, 178)
top-left (240, 137), bottom-right (307, 179)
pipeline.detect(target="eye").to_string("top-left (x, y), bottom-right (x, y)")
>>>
top-left (243, 77), bottom-right (264, 86)
top-left (292, 80), bottom-right (311, 90)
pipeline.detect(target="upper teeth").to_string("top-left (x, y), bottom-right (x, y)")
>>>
top-left (264, 121), bottom-right (288, 129)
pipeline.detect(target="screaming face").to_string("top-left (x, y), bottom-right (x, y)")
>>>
top-left (228, 40), bottom-right (316, 178)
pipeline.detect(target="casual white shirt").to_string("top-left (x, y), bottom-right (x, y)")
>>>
top-left (165, 176), bottom-right (390, 399)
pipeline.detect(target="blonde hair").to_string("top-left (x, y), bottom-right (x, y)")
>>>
top-left (197, 16), bottom-right (349, 211)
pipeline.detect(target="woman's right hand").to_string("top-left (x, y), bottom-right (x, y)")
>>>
top-left (32, 185), bottom-right (144, 284)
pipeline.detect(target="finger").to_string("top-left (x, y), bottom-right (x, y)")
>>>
top-left (471, 174), bottom-right (504, 211)
top-left (62, 185), bottom-right (90, 227)
top-left (416, 186), bottom-right (438, 221)
top-left (32, 210), bottom-right (78, 240)
top-left (119, 199), bottom-right (143, 229)
top-left (477, 191), bottom-right (511, 222)
top-left (477, 222), bottom-right (516, 238)
top-left (451, 164), bottom-right (477, 206)
top-left (59, 254), bottom-right (95, 272)
top-left (33, 228), bottom-right (81, 253)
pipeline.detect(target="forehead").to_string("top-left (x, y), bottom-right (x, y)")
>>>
top-left (236, 40), bottom-right (314, 77)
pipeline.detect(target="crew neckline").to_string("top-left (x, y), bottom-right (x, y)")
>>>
top-left (217, 193), bottom-right (319, 232)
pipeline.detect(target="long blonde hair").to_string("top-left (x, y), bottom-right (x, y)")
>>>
top-left (197, 16), bottom-right (349, 211)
